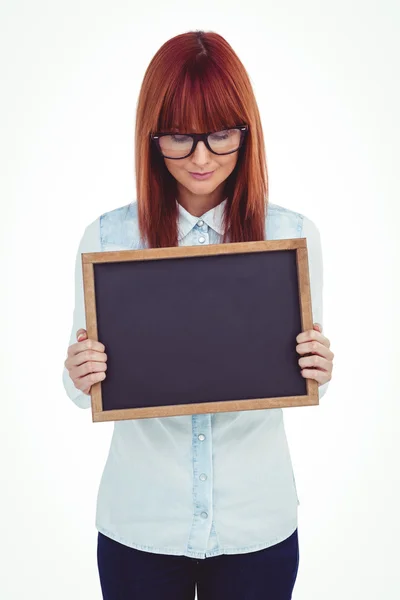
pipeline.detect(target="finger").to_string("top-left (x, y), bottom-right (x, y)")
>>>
top-left (68, 338), bottom-right (106, 357)
top-left (296, 328), bottom-right (327, 344)
top-left (301, 369), bottom-right (331, 385)
top-left (298, 354), bottom-right (331, 371)
top-left (313, 323), bottom-right (322, 333)
top-left (64, 350), bottom-right (107, 372)
top-left (76, 328), bottom-right (87, 341)
top-left (73, 360), bottom-right (107, 379)
top-left (296, 341), bottom-right (334, 360)
top-left (296, 328), bottom-right (330, 348)
top-left (75, 370), bottom-right (106, 392)
top-left (69, 349), bottom-right (108, 367)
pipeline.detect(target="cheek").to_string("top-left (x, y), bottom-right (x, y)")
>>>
top-left (164, 159), bottom-right (189, 180)
top-left (218, 155), bottom-right (238, 176)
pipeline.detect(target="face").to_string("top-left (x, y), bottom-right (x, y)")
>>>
top-left (163, 137), bottom-right (239, 198)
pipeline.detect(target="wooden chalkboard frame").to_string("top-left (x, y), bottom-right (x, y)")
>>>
top-left (82, 239), bottom-right (318, 422)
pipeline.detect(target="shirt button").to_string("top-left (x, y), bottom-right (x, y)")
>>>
top-left (198, 434), bottom-right (205, 441)
top-left (200, 511), bottom-right (208, 519)
top-left (199, 473), bottom-right (207, 481)
top-left (197, 220), bottom-right (204, 227)
top-left (198, 236), bottom-right (205, 244)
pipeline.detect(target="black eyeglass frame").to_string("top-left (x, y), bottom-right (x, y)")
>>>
top-left (150, 125), bottom-right (249, 159)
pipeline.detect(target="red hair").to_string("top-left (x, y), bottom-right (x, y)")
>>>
top-left (135, 30), bottom-right (268, 248)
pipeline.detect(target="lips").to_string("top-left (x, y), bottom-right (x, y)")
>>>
top-left (189, 171), bottom-right (214, 180)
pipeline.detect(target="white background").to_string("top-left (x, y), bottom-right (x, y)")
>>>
top-left (1, 1), bottom-right (399, 598)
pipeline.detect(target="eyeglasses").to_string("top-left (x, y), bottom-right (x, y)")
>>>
top-left (150, 125), bottom-right (248, 159)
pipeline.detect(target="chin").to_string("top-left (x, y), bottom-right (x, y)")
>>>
top-left (184, 179), bottom-right (220, 195)
top-left (190, 185), bottom-right (217, 195)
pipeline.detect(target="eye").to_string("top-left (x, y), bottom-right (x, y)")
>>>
top-left (209, 130), bottom-right (231, 141)
top-left (170, 134), bottom-right (192, 143)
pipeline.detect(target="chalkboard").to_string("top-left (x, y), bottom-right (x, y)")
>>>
top-left (82, 240), bottom-right (318, 422)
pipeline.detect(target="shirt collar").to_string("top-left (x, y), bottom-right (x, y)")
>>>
top-left (177, 198), bottom-right (228, 241)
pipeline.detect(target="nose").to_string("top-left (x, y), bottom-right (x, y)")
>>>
top-left (191, 141), bottom-right (212, 167)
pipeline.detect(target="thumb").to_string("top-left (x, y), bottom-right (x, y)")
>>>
top-left (313, 323), bottom-right (323, 333)
top-left (76, 328), bottom-right (87, 342)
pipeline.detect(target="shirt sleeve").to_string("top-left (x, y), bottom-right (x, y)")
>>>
top-left (301, 214), bottom-right (330, 400)
top-left (62, 217), bottom-right (101, 409)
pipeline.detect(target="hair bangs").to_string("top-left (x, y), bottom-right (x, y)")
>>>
top-left (158, 65), bottom-right (246, 134)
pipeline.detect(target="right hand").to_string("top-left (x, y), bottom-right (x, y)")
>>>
top-left (64, 328), bottom-right (107, 395)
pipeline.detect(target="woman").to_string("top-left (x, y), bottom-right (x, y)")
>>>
top-left (63, 30), bottom-right (334, 600)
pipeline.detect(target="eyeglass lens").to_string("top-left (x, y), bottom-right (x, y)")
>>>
top-left (159, 128), bottom-right (242, 158)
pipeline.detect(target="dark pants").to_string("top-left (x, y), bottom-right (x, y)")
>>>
top-left (97, 528), bottom-right (299, 599)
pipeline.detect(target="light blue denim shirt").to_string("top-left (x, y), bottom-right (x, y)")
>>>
top-left (62, 199), bottom-right (329, 559)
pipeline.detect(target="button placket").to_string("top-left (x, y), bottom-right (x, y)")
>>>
top-left (187, 414), bottom-right (214, 554)
top-left (195, 221), bottom-right (209, 245)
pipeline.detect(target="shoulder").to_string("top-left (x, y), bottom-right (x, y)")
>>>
top-left (99, 201), bottom-right (142, 249)
top-left (83, 200), bottom-right (320, 247)
top-left (266, 202), bottom-right (320, 240)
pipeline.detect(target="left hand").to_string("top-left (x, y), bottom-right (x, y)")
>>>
top-left (296, 323), bottom-right (334, 386)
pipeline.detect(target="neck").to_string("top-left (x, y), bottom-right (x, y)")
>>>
top-left (176, 181), bottom-right (226, 217)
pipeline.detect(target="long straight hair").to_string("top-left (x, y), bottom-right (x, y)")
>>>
top-left (135, 31), bottom-right (268, 248)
